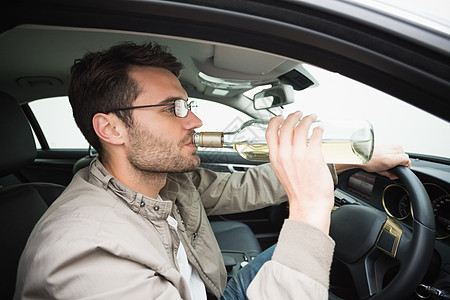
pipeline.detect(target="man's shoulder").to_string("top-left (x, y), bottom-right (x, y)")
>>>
top-left (36, 171), bottom-right (126, 235)
top-left (26, 176), bottom-right (149, 259)
top-left (56, 168), bottom-right (114, 206)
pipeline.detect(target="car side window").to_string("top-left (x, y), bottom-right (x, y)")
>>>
top-left (28, 97), bottom-right (251, 149)
top-left (29, 97), bottom-right (89, 149)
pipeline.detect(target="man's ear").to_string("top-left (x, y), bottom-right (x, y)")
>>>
top-left (92, 113), bottom-right (125, 145)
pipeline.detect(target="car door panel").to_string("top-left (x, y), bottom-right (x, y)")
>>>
top-left (199, 151), bottom-right (286, 249)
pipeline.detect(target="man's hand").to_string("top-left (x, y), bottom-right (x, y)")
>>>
top-left (266, 112), bottom-right (335, 234)
top-left (336, 144), bottom-right (411, 180)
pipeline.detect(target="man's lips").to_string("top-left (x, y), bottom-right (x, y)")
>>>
top-left (183, 134), bottom-right (196, 147)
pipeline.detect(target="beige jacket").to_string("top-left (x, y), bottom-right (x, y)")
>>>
top-left (15, 158), bottom-right (335, 299)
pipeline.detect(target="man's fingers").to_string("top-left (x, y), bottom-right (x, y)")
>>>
top-left (400, 153), bottom-right (412, 168)
top-left (293, 114), bottom-right (318, 150)
top-left (308, 124), bottom-right (324, 152)
top-left (278, 111), bottom-right (303, 150)
top-left (266, 115), bottom-right (283, 161)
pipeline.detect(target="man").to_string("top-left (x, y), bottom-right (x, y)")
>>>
top-left (15, 42), bottom-right (410, 299)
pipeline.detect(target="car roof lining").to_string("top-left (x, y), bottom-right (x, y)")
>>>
top-left (0, 25), bottom-right (302, 105)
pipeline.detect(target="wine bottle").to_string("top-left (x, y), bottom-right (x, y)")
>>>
top-left (193, 119), bottom-right (374, 164)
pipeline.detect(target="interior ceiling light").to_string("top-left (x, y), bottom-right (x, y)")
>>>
top-left (198, 72), bottom-right (276, 90)
top-left (211, 89), bottom-right (229, 96)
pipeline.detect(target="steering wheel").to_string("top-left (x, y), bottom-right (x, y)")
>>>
top-left (329, 166), bottom-right (436, 300)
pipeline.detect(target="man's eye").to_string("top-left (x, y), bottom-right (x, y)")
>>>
top-left (163, 106), bottom-right (175, 113)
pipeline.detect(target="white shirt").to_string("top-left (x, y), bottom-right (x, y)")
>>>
top-left (167, 214), bottom-right (207, 300)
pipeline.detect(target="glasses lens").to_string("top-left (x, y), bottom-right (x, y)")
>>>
top-left (174, 99), bottom-right (188, 117)
top-left (174, 99), bottom-right (197, 118)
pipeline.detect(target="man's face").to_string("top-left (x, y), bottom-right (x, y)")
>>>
top-left (124, 67), bottom-right (203, 173)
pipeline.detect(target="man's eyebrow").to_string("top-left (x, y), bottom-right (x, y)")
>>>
top-left (156, 97), bottom-right (187, 105)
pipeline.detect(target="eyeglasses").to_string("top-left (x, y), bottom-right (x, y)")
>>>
top-left (106, 99), bottom-right (197, 118)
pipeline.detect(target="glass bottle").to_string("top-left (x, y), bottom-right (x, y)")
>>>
top-left (193, 119), bottom-right (374, 164)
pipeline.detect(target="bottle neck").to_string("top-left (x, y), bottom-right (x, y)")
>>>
top-left (194, 119), bottom-right (269, 148)
top-left (193, 131), bottom-right (250, 148)
top-left (193, 132), bottom-right (224, 147)
top-left (222, 132), bottom-right (239, 147)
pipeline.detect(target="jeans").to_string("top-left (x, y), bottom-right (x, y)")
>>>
top-left (220, 244), bottom-right (276, 300)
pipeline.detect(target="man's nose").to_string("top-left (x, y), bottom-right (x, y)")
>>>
top-left (183, 110), bottom-right (203, 129)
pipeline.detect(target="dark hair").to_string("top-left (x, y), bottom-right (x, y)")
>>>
top-left (68, 41), bottom-right (184, 156)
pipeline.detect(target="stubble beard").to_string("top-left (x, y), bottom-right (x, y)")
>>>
top-left (127, 125), bottom-right (200, 174)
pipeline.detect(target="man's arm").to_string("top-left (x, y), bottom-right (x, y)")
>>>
top-left (16, 237), bottom-right (190, 300)
top-left (335, 144), bottom-right (411, 179)
top-left (265, 112), bottom-right (334, 233)
top-left (247, 113), bottom-right (412, 299)
top-left (247, 219), bottom-right (333, 299)
top-left (247, 112), bottom-right (334, 299)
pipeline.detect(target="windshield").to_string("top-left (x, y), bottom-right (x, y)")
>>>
top-left (278, 64), bottom-right (450, 159)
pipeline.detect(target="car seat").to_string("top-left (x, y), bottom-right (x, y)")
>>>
top-left (0, 92), bottom-right (66, 299)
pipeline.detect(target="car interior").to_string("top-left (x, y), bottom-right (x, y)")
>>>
top-left (1, 1), bottom-right (450, 299)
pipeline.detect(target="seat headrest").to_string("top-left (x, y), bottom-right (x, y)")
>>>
top-left (73, 155), bottom-right (95, 174)
top-left (0, 92), bottom-right (36, 178)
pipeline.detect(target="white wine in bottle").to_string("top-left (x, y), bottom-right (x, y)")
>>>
top-left (193, 119), bottom-right (374, 164)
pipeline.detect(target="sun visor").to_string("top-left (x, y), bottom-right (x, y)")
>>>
top-left (195, 46), bottom-right (300, 81)
top-left (214, 45), bottom-right (290, 75)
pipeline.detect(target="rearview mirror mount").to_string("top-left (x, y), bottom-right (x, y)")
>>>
top-left (253, 84), bottom-right (294, 110)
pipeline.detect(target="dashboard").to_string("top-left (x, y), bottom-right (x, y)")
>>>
top-left (339, 166), bottom-right (450, 241)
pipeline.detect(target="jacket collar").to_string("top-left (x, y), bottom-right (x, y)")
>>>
top-left (88, 157), bottom-right (173, 221)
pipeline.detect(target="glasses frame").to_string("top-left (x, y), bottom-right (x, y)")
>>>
top-left (105, 99), bottom-right (197, 118)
